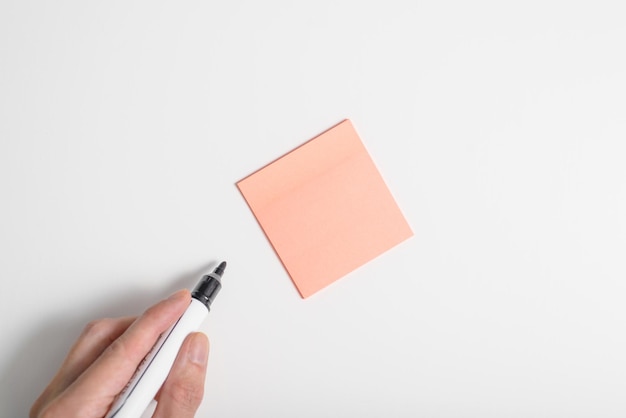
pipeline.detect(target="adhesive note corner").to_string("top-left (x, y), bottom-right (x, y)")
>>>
top-left (237, 119), bottom-right (412, 298)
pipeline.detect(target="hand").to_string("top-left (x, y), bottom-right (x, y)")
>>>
top-left (30, 289), bottom-right (209, 418)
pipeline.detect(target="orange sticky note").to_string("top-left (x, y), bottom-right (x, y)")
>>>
top-left (237, 120), bottom-right (412, 298)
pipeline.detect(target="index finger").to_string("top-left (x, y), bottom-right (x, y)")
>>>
top-left (54, 289), bottom-right (191, 415)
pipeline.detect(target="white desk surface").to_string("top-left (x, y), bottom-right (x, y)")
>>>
top-left (1, 2), bottom-right (625, 417)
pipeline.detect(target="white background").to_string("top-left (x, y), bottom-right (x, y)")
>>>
top-left (1, 1), bottom-right (625, 417)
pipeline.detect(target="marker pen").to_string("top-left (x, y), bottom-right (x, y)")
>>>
top-left (105, 261), bottom-right (227, 418)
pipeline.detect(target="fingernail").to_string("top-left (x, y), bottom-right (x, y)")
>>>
top-left (188, 333), bottom-right (209, 366)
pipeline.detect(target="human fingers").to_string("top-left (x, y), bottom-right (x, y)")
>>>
top-left (49, 289), bottom-right (191, 417)
top-left (153, 332), bottom-right (209, 418)
top-left (30, 316), bottom-right (135, 418)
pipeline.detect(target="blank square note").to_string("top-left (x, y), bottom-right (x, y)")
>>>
top-left (237, 120), bottom-right (412, 298)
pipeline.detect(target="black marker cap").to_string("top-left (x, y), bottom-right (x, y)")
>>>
top-left (192, 261), bottom-right (226, 309)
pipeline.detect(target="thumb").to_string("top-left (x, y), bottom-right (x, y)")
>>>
top-left (153, 332), bottom-right (209, 418)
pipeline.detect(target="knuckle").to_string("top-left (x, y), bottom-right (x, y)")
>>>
top-left (105, 335), bottom-right (130, 358)
top-left (167, 379), bottom-right (204, 410)
top-left (81, 318), bottom-right (114, 338)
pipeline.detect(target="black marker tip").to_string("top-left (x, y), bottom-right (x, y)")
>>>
top-left (214, 261), bottom-right (227, 277)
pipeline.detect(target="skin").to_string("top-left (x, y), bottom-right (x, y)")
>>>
top-left (30, 289), bottom-right (209, 418)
